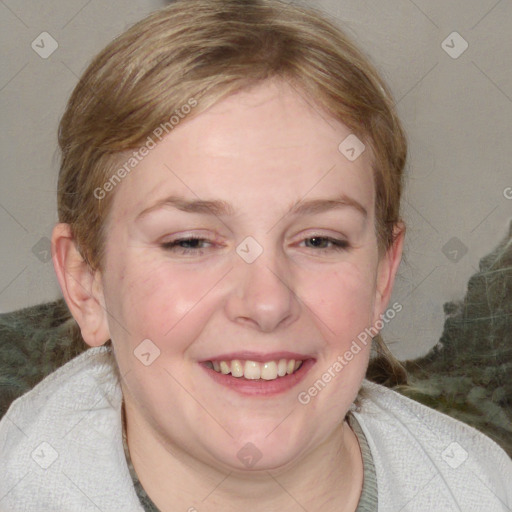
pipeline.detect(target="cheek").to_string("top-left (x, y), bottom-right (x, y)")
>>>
top-left (103, 253), bottom-right (223, 350)
top-left (300, 261), bottom-right (377, 341)
top-left (292, 262), bottom-right (377, 425)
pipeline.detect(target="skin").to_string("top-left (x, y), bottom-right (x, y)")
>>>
top-left (53, 78), bottom-right (404, 511)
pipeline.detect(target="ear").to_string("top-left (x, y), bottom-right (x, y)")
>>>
top-left (51, 223), bottom-right (110, 347)
top-left (372, 222), bottom-right (405, 324)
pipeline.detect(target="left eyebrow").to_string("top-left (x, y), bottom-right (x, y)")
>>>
top-left (289, 195), bottom-right (367, 219)
top-left (135, 193), bottom-right (367, 220)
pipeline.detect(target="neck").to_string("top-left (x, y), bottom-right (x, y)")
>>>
top-left (123, 401), bottom-right (363, 512)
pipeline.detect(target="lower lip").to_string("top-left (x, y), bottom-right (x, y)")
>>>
top-left (199, 359), bottom-right (315, 396)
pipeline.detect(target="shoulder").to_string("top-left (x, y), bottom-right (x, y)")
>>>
top-left (352, 378), bottom-right (512, 511)
top-left (0, 346), bottom-right (142, 511)
top-left (1, 346), bottom-right (119, 437)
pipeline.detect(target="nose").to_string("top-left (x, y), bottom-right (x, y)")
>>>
top-left (224, 246), bottom-right (301, 332)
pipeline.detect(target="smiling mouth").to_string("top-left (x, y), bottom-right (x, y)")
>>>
top-left (203, 358), bottom-right (304, 381)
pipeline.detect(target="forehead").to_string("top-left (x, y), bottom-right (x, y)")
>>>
top-left (108, 79), bottom-right (375, 222)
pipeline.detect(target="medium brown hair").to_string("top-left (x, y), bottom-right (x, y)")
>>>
top-left (57, 0), bottom-right (408, 385)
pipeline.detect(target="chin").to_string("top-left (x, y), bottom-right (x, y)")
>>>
top-left (208, 425), bottom-right (311, 473)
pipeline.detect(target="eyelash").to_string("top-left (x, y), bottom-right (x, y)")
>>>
top-left (161, 236), bottom-right (350, 255)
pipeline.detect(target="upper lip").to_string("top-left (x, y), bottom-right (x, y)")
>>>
top-left (200, 351), bottom-right (314, 363)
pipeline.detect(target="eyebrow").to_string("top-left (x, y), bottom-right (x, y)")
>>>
top-left (136, 193), bottom-right (367, 220)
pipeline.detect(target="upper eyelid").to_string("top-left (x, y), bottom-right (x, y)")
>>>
top-left (161, 227), bottom-right (349, 240)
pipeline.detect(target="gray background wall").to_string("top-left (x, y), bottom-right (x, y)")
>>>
top-left (1, 0), bottom-right (511, 360)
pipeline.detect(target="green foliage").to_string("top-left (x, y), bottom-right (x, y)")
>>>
top-left (397, 222), bottom-right (512, 456)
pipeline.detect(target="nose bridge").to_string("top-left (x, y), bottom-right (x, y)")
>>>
top-left (225, 235), bottom-right (300, 331)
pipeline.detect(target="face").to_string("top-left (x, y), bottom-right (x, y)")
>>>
top-left (96, 79), bottom-right (398, 472)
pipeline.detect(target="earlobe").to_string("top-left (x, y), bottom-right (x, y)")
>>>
top-left (373, 222), bottom-right (405, 323)
top-left (51, 223), bottom-right (110, 347)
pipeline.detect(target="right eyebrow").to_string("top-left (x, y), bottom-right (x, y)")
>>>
top-left (136, 195), bottom-right (236, 220)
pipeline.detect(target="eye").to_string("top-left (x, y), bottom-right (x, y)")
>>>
top-left (300, 236), bottom-right (350, 253)
top-left (160, 235), bottom-right (350, 257)
top-left (161, 237), bottom-right (213, 255)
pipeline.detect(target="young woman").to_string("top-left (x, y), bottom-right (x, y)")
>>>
top-left (1, 1), bottom-right (510, 510)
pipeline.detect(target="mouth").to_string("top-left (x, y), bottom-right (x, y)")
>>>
top-left (199, 353), bottom-right (315, 396)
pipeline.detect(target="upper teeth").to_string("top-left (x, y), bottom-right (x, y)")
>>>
top-left (205, 359), bottom-right (303, 380)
